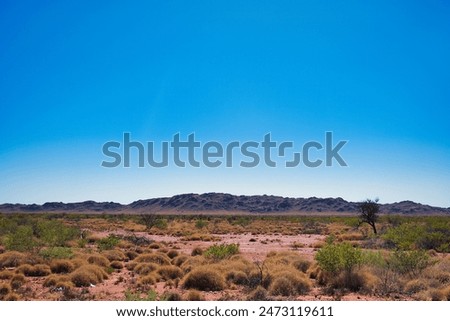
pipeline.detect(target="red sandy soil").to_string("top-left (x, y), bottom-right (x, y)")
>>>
top-left (16, 231), bottom-right (407, 301)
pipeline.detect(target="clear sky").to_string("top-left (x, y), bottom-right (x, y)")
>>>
top-left (1, 1), bottom-right (449, 207)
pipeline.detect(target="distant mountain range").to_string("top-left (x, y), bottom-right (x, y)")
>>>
top-left (1, 193), bottom-right (449, 215)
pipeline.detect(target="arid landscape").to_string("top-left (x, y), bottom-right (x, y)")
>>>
top-left (0, 194), bottom-right (449, 301)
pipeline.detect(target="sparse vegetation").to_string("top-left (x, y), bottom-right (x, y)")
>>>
top-left (0, 213), bottom-right (448, 300)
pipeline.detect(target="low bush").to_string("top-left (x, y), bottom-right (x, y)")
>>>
top-left (162, 291), bottom-right (182, 301)
top-left (97, 235), bottom-right (120, 251)
top-left (0, 251), bottom-right (26, 268)
top-left (226, 270), bottom-right (248, 285)
top-left (315, 242), bottom-right (362, 274)
top-left (103, 250), bottom-right (127, 262)
top-left (204, 243), bottom-right (239, 260)
top-left (4, 226), bottom-right (36, 252)
top-left (185, 290), bottom-right (204, 301)
top-left (166, 249), bottom-right (179, 259)
top-left (134, 263), bottom-right (159, 275)
top-left (247, 286), bottom-right (268, 301)
top-left (269, 277), bottom-right (296, 296)
top-left (388, 250), bottom-right (429, 276)
top-left (70, 265), bottom-right (108, 287)
top-left (44, 275), bottom-right (73, 289)
top-left (10, 274), bottom-right (26, 289)
top-left (125, 251), bottom-right (139, 261)
top-left (36, 220), bottom-right (78, 247)
top-left (195, 219), bottom-right (208, 229)
top-left (138, 274), bottom-right (157, 286)
top-left (191, 247), bottom-right (203, 256)
top-left (182, 267), bottom-right (226, 291)
top-left (327, 269), bottom-right (378, 293)
top-left (0, 271), bottom-right (14, 280)
top-left (40, 247), bottom-right (74, 260)
top-left (17, 264), bottom-right (51, 277)
top-left (172, 255), bottom-right (189, 267)
top-left (50, 259), bottom-right (75, 274)
top-left (0, 283), bottom-right (11, 299)
top-left (269, 269), bottom-right (311, 295)
top-left (87, 254), bottom-right (110, 267)
top-left (134, 253), bottom-right (171, 265)
top-left (404, 279), bottom-right (429, 294)
top-left (110, 261), bottom-right (124, 269)
top-left (3, 293), bottom-right (20, 301)
top-left (157, 265), bottom-right (183, 280)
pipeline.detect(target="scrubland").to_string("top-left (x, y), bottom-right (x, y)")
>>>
top-left (0, 214), bottom-right (449, 301)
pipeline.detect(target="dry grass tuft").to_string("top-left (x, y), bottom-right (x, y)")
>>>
top-left (17, 264), bottom-right (51, 277)
top-left (269, 277), bottom-right (296, 296)
top-left (70, 265), bottom-right (108, 287)
top-left (404, 279), bottom-right (429, 294)
top-left (44, 275), bottom-right (73, 289)
top-left (226, 270), bottom-right (248, 285)
top-left (182, 267), bottom-right (226, 291)
top-left (10, 274), bottom-right (26, 289)
top-left (110, 261), bottom-right (124, 269)
top-left (247, 286), bottom-right (268, 301)
top-left (0, 283), bottom-right (12, 299)
top-left (157, 265), bottom-right (183, 280)
top-left (50, 259), bottom-right (75, 274)
top-left (265, 251), bottom-right (312, 273)
top-left (172, 255), bottom-right (189, 267)
top-left (269, 269), bottom-right (311, 296)
top-left (167, 249), bottom-right (179, 259)
top-left (429, 289), bottom-right (447, 301)
top-left (137, 274), bottom-right (157, 286)
top-left (185, 290), bottom-right (204, 301)
top-left (3, 293), bottom-right (20, 301)
top-left (191, 246), bottom-right (203, 256)
top-left (149, 243), bottom-right (162, 249)
top-left (87, 254), bottom-right (110, 267)
top-left (134, 263), bottom-right (159, 275)
top-left (180, 256), bottom-right (206, 273)
top-left (125, 251), bottom-right (139, 260)
top-left (163, 291), bottom-right (182, 301)
top-left (0, 251), bottom-right (26, 268)
top-left (327, 269), bottom-right (379, 293)
top-left (0, 271), bottom-right (14, 280)
top-left (103, 250), bottom-right (127, 262)
top-left (134, 253), bottom-right (171, 265)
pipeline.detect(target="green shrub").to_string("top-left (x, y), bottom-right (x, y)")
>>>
top-left (40, 247), bottom-right (74, 260)
top-left (195, 219), bottom-right (208, 229)
top-left (388, 250), bottom-right (429, 276)
top-left (97, 235), bottom-right (120, 251)
top-left (154, 219), bottom-right (168, 230)
top-left (204, 243), bottom-right (239, 260)
top-left (383, 221), bottom-right (450, 252)
top-left (124, 289), bottom-right (158, 301)
top-left (36, 221), bottom-right (78, 247)
top-left (0, 218), bottom-right (18, 235)
top-left (4, 226), bottom-right (36, 252)
top-left (383, 224), bottom-right (426, 250)
top-left (315, 242), bottom-right (362, 273)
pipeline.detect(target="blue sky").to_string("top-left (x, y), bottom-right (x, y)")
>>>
top-left (1, 1), bottom-right (449, 207)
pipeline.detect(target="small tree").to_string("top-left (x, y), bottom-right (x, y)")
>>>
top-left (358, 198), bottom-right (380, 234)
top-left (140, 214), bottom-right (158, 229)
